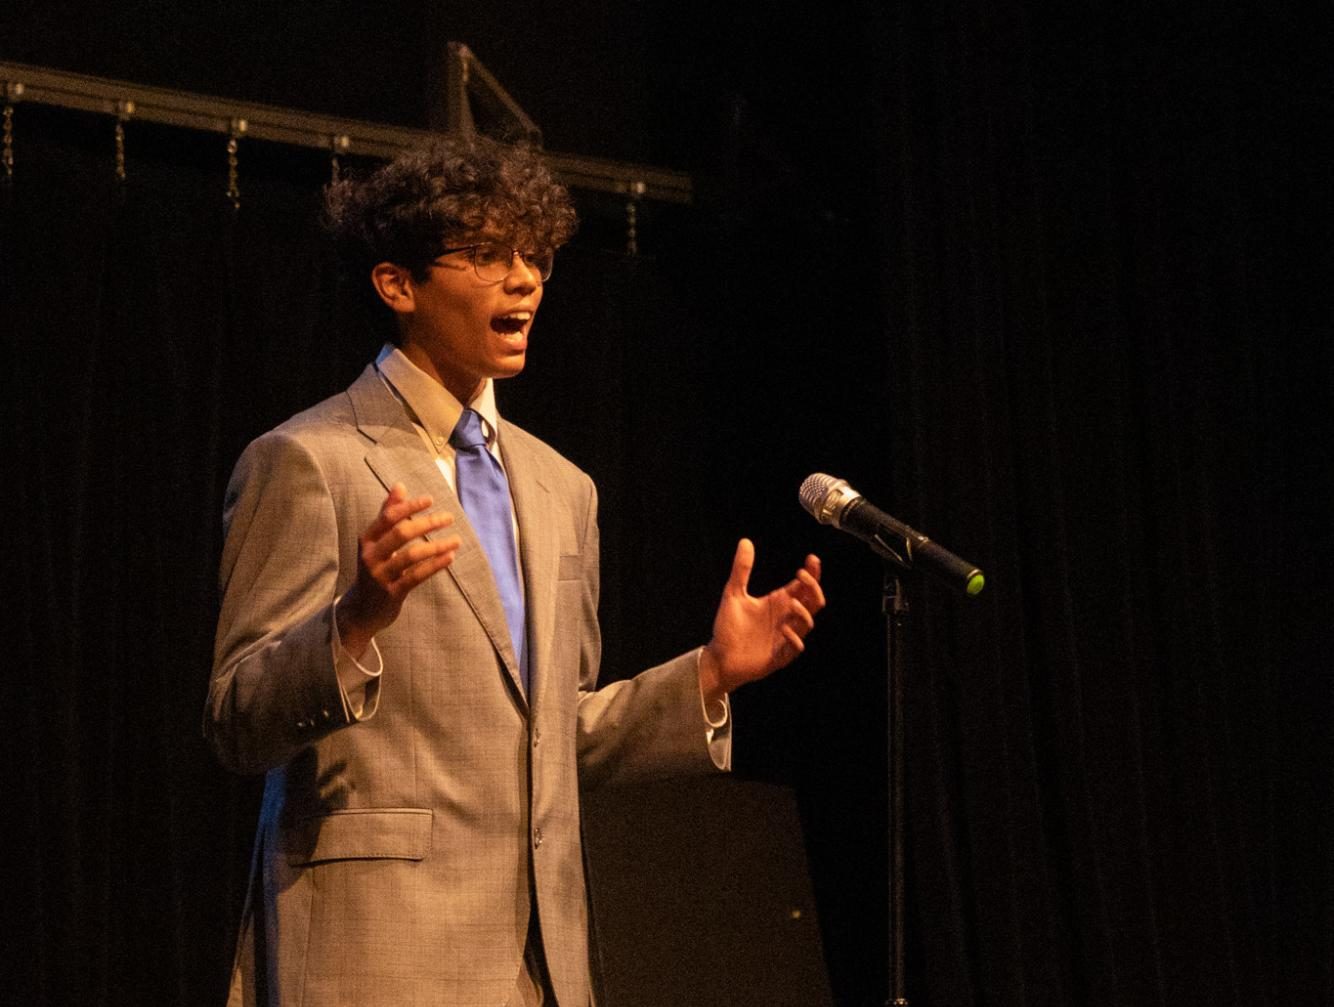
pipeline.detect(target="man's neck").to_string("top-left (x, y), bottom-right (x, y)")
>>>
top-left (398, 342), bottom-right (484, 404)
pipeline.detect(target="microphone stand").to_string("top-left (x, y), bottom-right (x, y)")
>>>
top-left (883, 567), bottom-right (910, 1007)
top-left (797, 472), bottom-right (983, 1005)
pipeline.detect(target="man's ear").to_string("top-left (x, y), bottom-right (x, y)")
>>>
top-left (370, 262), bottom-right (416, 316)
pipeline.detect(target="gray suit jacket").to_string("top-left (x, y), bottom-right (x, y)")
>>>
top-left (206, 365), bottom-right (721, 1006)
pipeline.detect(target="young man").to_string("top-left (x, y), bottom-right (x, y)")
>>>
top-left (205, 136), bottom-right (824, 1006)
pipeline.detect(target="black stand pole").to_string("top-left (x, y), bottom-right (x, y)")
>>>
top-left (798, 471), bottom-right (985, 1004)
top-left (884, 568), bottom-right (910, 1007)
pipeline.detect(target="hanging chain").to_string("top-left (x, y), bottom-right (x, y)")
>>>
top-left (2, 83), bottom-right (22, 183)
top-left (2, 105), bottom-right (13, 183)
top-left (624, 180), bottom-right (646, 257)
top-left (114, 100), bottom-right (135, 182)
top-left (114, 120), bottom-right (126, 180)
top-left (330, 134), bottom-right (350, 184)
top-left (226, 118), bottom-right (247, 210)
top-left (624, 199), bottom-right (638, 257)
top-left (225, 136), bottom-right (239, 208)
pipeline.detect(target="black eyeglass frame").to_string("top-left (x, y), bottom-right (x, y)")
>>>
top-left (431, 242), bottom-right (556, 283)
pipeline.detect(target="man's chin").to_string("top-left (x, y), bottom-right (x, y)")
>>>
top-left (492, 355), bottom-right (527, 381)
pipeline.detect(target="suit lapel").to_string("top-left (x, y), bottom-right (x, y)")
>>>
top-left (347, 367), bottom-right (527, 707)
top-left (501, 423), bottom-right (558, 718)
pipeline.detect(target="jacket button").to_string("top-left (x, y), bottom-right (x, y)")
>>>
top-left (533, 827), bottom-right (543, 849)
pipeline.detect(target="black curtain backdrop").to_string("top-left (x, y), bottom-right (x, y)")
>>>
top-left (2, 3), bottom-right (1329, 1005)
top-left (865, 4), bottom-right (1330, 1005)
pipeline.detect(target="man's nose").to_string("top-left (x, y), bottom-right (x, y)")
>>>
top-left (504, 254), bottom-right (541, 290)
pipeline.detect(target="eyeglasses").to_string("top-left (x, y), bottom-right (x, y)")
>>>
top-left (432, 242), bottom-right (555, 283)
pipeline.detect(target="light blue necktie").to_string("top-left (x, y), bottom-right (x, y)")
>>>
top-left (451, 409), bottom-right (528, 693)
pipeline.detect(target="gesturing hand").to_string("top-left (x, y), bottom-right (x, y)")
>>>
top-left (699, 539), bottom-right (825, 704)
top-left (335, 483), bottom-right (460, 658)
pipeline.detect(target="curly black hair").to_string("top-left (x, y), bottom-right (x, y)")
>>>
top-left (324, 135), bottom-right (578, 286)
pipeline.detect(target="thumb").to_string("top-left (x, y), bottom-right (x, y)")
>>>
top-left (726, 538), bottom-right (755, 595)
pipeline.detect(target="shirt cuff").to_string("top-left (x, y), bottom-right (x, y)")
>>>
top-left (330, 598), bottom-right (384, 721)
top-left (696, 648), bottom-right (732, 772)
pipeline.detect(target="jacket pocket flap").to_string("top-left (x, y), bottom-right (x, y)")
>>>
top-left (283, 808), bottom-right (433, 866)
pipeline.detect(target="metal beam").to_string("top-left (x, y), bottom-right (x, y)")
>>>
top-left (0, 58), bottom-right (692, 204)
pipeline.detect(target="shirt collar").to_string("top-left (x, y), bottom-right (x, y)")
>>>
top-left (374, 343), bottom-right (502, 450)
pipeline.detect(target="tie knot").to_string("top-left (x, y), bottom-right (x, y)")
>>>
top-left (450, 409), bottom-right (488, 451)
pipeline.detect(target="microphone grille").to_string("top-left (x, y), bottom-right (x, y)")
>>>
top-left (798, 473), bottom-right (840, 523)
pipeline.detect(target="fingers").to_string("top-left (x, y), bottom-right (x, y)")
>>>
top-left (386, 536), bottom-right (461, 592)
top-left (370, 526), bottom-right (460, 589)
top-left (357, 483), bottom-right (460, 601)
top-left (786, 597), bottom-right (816, 634)
top-left (775, 566), bottom-right (820, 656)
top-left (363, 508), bottom-right (455, 566)
top-left (726, 538), bottom-right (755, 594)
top-left (781, 624), bottom-right (806, 653)
top-left (363, 483), bottom-right (437, 543)
top-left (361, 483), bottom-right (455, 557)
top-left (340, 486), bottom-right (461, 644)
top-left (793, 562), bottom-right (826, 614)
top-left (765, 594), bottom-right (815, 666)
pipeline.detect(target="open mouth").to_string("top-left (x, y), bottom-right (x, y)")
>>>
top-left (491, 312), bottom-right (531, 335)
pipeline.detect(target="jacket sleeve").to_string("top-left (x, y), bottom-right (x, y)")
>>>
top-left (204, 431), bottom-right (376, 775)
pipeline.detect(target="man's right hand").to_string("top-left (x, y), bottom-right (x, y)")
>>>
top-left (335, 482), bottom-right (460, 658)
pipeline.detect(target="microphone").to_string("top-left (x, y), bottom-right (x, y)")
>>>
top-left (799, 473), bottom-right (985, 596)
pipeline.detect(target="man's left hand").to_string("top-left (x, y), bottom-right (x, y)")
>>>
top-left (699, 539), bottom-right (825, 705)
